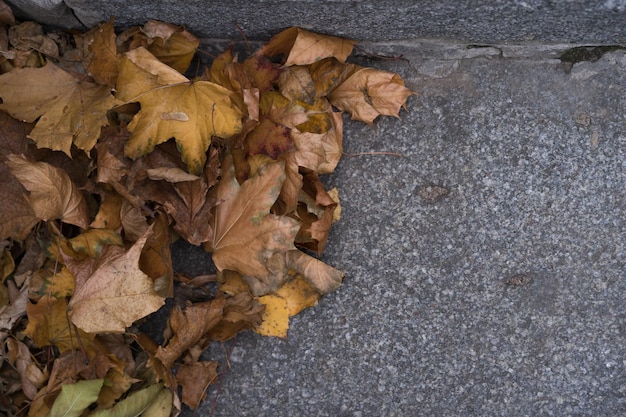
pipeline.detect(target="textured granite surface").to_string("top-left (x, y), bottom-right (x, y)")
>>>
top-left (172, 43), bottom-right (626, 416)
top-left (6, 0), bottom-right (626, 43)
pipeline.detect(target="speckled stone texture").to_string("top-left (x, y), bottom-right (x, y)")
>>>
top-left (7, 0), bottom-right (626, 44)
top-left (174, 44), bottom-right (625, 417)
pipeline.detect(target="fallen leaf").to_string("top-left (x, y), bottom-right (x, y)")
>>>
top-left (0, 63), bottom-right (118, 154)
top-left (6, 337), bottom-right (47, 399)
top-left (287, 250), bottom-right (344, 294)
top-left (257, 27), bottom-right (356, 66)
top-left (155, 298), bottom-right (224, 368)
top-left (24, 296), bottom-right (95, 352)
top-left (68, 226), bottom-right (165, 333)
top-left (6, 154), bottom-right (90, 229)
top-left (117, 47), bottom-right (242, 174)
top-left (48, 378), bottom-right (104, 417)
top-left (0, 161), bottom-right (38, 240)
top-left (255, 275), bottom-right (320, 338)
top-left (141, 386), bottom-right (173, 417)
top-left (328, 67), bottom-right (415, 125)
top-left (206, 291), bottom-right (264, 341)
top-left (88, 383), bottom-right (163, 417)
top-left (176, 361), bottom-right (218, 408)
top-left (67, 228), bottom-right (123, 259)
top-left (143, 20), bottom-right (200, 73)
top-left (208, 153), bottom-right (300, 281)
top-left (80, 19), bottom-right (118, 86)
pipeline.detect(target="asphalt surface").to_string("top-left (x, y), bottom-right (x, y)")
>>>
top-left (170, 42), bottom-right (626, 416)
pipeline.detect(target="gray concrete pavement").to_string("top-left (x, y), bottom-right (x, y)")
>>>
top-left (174, 41), bottom-right (626, 416)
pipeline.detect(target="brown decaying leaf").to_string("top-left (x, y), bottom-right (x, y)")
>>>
top-left (6, 154), bottom-right (90, 229)
top-left (258, 27), bottom-right (356, 66)
top-left (176, 361), bottom-right (218, 408)
top-left (329, 67), bottom-right (416, 125)
top-left (0, 63), bottom-right (118, 154)
top-left (0, 16), bottom-right (416, 414)
top-left (80, 19), bottom-right (118, 87)
top-left (68, 226), bottom-right (165, 333)
top-left (208, 153), bottom-right (300, 281)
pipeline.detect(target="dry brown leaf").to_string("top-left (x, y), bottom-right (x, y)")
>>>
top-left (257, 27), bottom-right (355, 66)
top-left (6, 154), bottom-right (90, 229)
top-left (0, 63), bottom-right (118, 154)
top-left (328, 67), bottom-right (416, 125)
top-left (176, 361), bottom-right (218, 408)
top-left (116, 47), bottom-right (243, 174)
top-left (155, 298), bottom-right (225, 368)
top-left (80, 19), bottom-right (118, 87)
top-left (206, 292), bottom-right (264, 341)
top-left (286, 250), bottom-right (344, 294)
top-left (67, 226), bottom-right (165, 333)
top-left (207, 153), bottom-right (300, 281)
top-left (6, 337), bottom-right (47, 400)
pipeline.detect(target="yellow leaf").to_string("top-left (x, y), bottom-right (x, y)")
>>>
top-left (255, 275), bottom-right (320, 338)
top-left (255, 294), bottom-right (289, 338)
top-left (25, 297), bottom-right (95, 352)
top-left (143, 20), bottom-right (200, 73)
top-left (67, 228), bottom-right (123, 258)
top-left (6, 154), bottom-right (90, 229)
top-left (67, 226), bottom-right (165, 333)
top-left (116, 47), bottom-right (243, 174)
top-left (0, 63), bottom-right (118, 155)
top-left (257, 27), bottom-right (355, 66)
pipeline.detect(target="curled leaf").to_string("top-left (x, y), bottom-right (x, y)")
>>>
top-left (6, 154), bottom-right (90, 229)
top-left (258, 27), bottom-right (355, 66)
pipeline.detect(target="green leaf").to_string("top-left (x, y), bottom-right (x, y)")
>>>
top-left (49, 379), bottom-right (104, 417)
top-left (88, 384), bottom-right (163, 417)
top-left (141, 388), bottom-right (173, 417)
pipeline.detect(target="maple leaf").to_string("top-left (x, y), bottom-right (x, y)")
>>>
top-left (79, 19), bottom-right (119, 87)
top-left (6, 154), bottom-right (90, 229)
top-left (67, 226), bottom-right (165, 333)
top-left (24, 296), bottom-right (95, 352)
top-left (258, 27), bottom-right (356, 66)
top-left (207, 153), bottom-right (301, 281)
top-left (0, 63), bottom-right (118, 155)
top-left (116, 47), bottom-right (243, 174)
top-left (328, 67), bottom-right (416, 125)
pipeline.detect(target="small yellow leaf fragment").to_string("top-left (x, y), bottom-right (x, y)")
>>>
top-left (255, 294), bottom-right (290, 338)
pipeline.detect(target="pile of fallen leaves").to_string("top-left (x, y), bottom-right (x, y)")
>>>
top-left (0, 1), bottom-right (414, 415)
